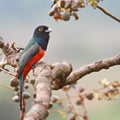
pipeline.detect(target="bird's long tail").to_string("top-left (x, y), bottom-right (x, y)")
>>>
top-left (19, 74), bottom-right (24, 111)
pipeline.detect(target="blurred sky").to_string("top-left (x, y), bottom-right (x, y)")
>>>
top-left (0, 0), bottom-right (119, 65)
top-left (0, 0), bottom-right (120, 120)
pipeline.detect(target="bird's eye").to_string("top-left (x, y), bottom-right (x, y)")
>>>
top-left (39, 27), bottom-right (44, 32)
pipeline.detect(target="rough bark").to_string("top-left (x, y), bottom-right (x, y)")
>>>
top-left (0, 37), bottom-right (120, 120)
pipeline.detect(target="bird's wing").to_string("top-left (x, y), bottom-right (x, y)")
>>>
top-left (18, 41), bottom-right (39, 76)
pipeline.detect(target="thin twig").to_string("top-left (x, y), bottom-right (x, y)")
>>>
top-left (97, 5), bottom-right (120, 23)
top-left (76, 90), bottom-right (89, 120)
top-left (65, 91), bottom-right (76, 113)
top-left (0, 68), bottom-right (16, 77)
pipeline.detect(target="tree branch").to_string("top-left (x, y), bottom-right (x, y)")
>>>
top-left (65, 55), bottom-right (120, 85)
top-left (1, 38), bottom-right (120, 119)
top-left (24, 62), bottom-right (52, 120)
top-left (0, 36), bottom-right (20, 68)
top-left (97, 5), bottom-right (120, 23)
top-left (49, 0), bottom-right (120, 22)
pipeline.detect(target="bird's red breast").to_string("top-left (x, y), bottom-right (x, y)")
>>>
top-left (22, 47), bottom-right (45, 79)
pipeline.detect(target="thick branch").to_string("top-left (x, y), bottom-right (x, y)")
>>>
top-left (24, 62), bottom-right (52, 120)
top-left (97, 5), bottom-right (120, 23)
top-left (24, 61), bottom-right (72, 119)
top-left (1, 38), bottom-right (120, 119)
top-left (66, 55), bottom-right (120, 85)
top-left (51, 61), bottom-right (72, 89)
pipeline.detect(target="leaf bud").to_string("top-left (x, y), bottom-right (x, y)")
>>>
top-left (12, 95), bottom-right (19, 102)
top-left (29, 79), bottom-right (35, 85)
top-left (14, 87), bottom-right (19, 91)
top-left (23, 92), bottom-right (30, 99)
top-left (76, 99), bottom-right (82, 105)
top-left (62, 11), bottom-right (70, 21)
top-left (10, 78), bottom-right (19, 87)
top-left (85, 92), bottom-right (94, 100)
top-left (24, 83), bottom-right (29, 89)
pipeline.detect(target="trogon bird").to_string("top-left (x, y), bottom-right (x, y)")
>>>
top-left (17, 25), bottom-right (52, 110)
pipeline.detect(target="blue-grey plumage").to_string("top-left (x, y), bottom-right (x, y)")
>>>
top-left (18, 25), bottom-right (52, 110)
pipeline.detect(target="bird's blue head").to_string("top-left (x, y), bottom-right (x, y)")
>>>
top-left (33, 25), bottom-right (52, 50)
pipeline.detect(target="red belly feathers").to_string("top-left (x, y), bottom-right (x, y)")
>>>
top-left (22, 47), bottom-right (45, 79)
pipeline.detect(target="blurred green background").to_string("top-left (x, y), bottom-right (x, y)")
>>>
top-left (0, 0), bottom-right (120, 120)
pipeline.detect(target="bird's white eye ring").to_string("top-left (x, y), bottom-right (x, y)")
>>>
top-left (39, 28), bottom-right (44, 32)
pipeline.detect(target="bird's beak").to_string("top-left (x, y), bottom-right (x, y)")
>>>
top-left (45, 28), bottom-right (52, 33)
